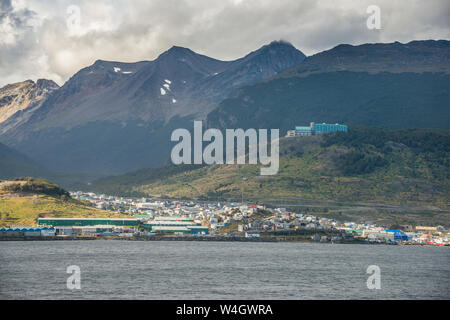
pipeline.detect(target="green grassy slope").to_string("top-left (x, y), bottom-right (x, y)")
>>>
top-left (88, 127), bottom-right (449, 207)
top-left (0, 178), bottom-right (129, 227)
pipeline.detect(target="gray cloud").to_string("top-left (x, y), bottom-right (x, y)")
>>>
top-left (0, 0), bottom-right (449, 87)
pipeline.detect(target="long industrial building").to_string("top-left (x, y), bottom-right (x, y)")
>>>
top-left (37, 218), bottom-right (139, 227)
top-left (37, 216), bottom-right (209, 235)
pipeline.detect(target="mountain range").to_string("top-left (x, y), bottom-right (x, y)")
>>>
top-left (207, 40), bottom-right (450, 132)
top-left (0, 41), bottom-right (305, 174)
top-left (0, 39), bottom-right (449, 176)
top-left (0, 79), bottom-right (59, 126)
top-left (279, 40), bottom-right (450, 77)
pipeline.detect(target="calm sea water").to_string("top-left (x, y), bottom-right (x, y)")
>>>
top-left (0, 240), bottom-right (448, 299)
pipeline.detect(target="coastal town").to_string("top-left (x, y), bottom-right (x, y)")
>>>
top-left (1, 190), bottom-right (448, 246)
top-left (2, 122), bottom-right (447, 246)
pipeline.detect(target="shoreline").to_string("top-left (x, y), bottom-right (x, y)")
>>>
top-left (0, 235), bottom-right (438, 245)
top-left (0, 235), bottom-right (355, 243)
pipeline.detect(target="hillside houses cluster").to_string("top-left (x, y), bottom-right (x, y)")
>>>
top-left (69, 191), bottom-right (448, 245)
top-left (70, 191), bottom-right (258, 229)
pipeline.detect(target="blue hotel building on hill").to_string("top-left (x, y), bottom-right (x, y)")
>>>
top-left (286, 122), bottom-right (348, 137)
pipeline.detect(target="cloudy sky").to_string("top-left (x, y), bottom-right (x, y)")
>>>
top-left (1, 0), bottom-right (449, 87)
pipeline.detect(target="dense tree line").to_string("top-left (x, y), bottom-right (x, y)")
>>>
top-left (4, 177), bottom-right (70, 197)
top-left (322, 126), bottom-right (450, 176)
